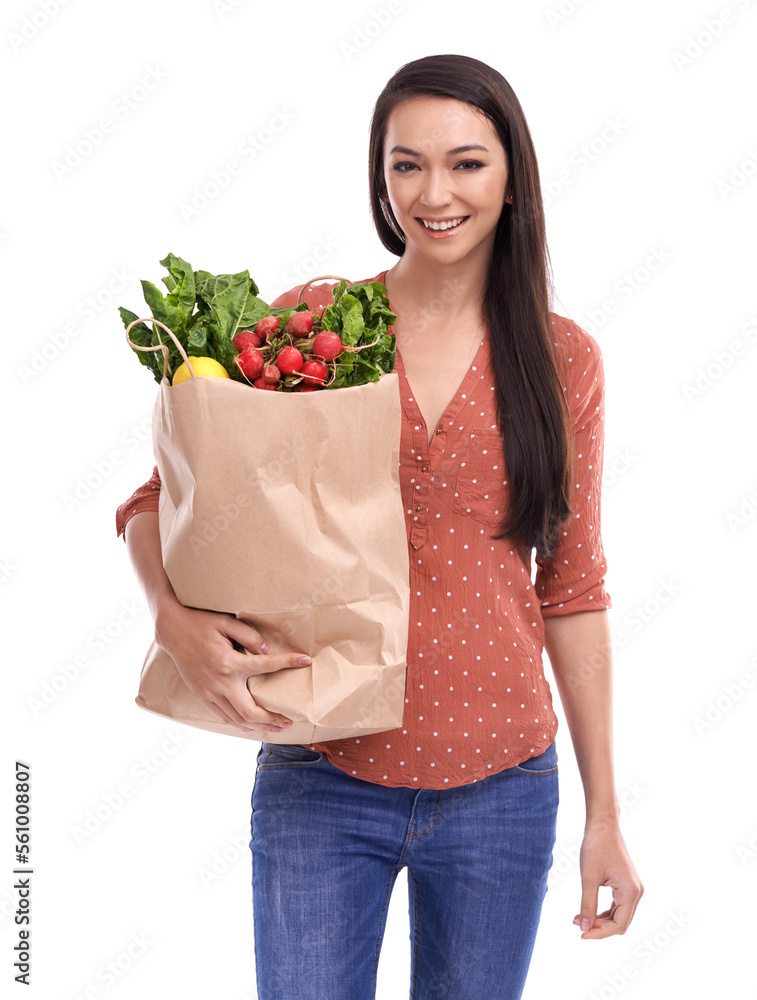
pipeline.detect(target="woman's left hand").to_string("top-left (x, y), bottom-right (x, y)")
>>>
top-left (573, 820), bottom-right (644, 939)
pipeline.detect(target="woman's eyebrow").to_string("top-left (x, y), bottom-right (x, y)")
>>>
top-left (389, 143), bottom-right (489, 156)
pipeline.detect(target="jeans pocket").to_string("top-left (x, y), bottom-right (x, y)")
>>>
top-left (513, 740), bottom-right (558, 776)
top-left (257, 743), bottom-right (325, 769)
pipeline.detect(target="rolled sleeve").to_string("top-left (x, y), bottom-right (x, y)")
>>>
top-left (115, 465), bottom-right (162, 540)
top-left (535, 324), bottom-right (612, 617)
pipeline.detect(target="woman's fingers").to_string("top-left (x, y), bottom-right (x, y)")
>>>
top-left (216, 617), bottom-right (314, 674)
top-left (215, 653), bottom-right (311, 728)
top-left (573, 898), bottom-right (635, 939)
top-left (187, 662), bottom-right (297, 731)
top-left (220, 615), bottom-right (269, 654)
top-left (575, 825), bottom-right (644, 940)
top-left (246, 651), bottom-right (313, 675)
top-left (155, 605), bottom-right (311, 731)
top-left (189, 666), bottom-right (295, 731)
top-left (205, 690), bottom-right (293, 733)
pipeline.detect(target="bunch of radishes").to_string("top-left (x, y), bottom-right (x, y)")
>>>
top-left (232, 310), bottom-right (354, 392)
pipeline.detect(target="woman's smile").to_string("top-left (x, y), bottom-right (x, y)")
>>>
top-left (417, 215), bottom-right (470, 236)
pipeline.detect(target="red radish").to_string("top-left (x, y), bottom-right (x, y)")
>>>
top-left (255, 315), bottom-right (281, 339)
top-left (300, 359), bottom-right (328, 386)
top-left (276, 346), bottom-right (304, 375)
top-left (261, 364), bottom-right (281, 384)
top-left (235, 347), bottom-right (264, 380)
top-left (286, 311), bottom-right (314, 337)
top-left (252, 377), bottom-right (277, 391)
top-left (311, 331), bottom-right (343, 361)
top-left (232, 329), bottom-right (263, 351)
top-left (296, 384), bottom-right (321, 392)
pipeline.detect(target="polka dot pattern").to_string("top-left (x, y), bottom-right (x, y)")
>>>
top-left (116, 271), bottom-right (612, 790)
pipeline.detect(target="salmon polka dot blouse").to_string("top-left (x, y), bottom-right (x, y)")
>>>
top-left (115, 270), bottom-right (612, 790)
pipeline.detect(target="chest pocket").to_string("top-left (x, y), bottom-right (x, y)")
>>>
top-left (452, 427), bottom-right (509, 529)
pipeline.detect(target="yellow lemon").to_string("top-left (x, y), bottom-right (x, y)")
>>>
top-left (172, 356), bottom-right (230, 385)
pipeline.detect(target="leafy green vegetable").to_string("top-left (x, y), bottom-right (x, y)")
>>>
top-left (159, 253), bottom-right (195, 317)
top-left (196, 270), bottom-right (253, 339)
top-left (120, 256), bottom-right (396, 388)
top-left (238, 293), bottom-right (270, 330)
top-left (321, 280), bottom-right (396, 389)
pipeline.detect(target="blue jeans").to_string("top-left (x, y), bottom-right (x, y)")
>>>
top-left (250, 740), bottom-right (559, 1000)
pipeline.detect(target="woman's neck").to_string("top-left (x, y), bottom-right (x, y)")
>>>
top-left (383, 251), bottom-right (489, 325)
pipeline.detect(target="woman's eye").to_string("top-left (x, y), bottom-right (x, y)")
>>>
top-left (391, 160), bottom-right (483, 173)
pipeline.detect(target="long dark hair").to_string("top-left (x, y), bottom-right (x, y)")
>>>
top-left (368, 54), bottom-right (574, 560)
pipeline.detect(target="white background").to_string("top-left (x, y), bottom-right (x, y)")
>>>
top-left (4, 0), bottom-right (756, 997)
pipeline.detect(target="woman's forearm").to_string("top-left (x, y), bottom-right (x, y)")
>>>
top-left (123, 511), bottom-right (180, 621)
top-left (542, 609), bottom-right (619, 826)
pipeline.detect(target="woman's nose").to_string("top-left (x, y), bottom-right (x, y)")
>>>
top-left (420, 169), bottom-right (453, 208)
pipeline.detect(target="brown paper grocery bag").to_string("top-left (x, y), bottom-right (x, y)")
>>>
top-left (133, 358), bottom-right (410, 744)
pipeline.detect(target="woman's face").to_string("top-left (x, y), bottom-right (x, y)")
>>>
top-left (382, 96), bottom-right (510, 268)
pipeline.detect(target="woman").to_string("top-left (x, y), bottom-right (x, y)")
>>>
top-left (117, 54), bottom-right (643, 1000)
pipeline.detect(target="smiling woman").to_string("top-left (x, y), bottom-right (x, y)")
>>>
top-left (384, 105), bottom-right (509, 252)
top-left (116, 51), bottom-right (643, 1000)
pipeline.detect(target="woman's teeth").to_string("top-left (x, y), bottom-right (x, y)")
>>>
top-left (420, 217), bottom-right (466, 231)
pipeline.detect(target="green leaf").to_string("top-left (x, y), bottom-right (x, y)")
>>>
top-left (213, 331), bottom-right (239, 381)
top-left (187, 319), bottom-right (209, 356)
top-left (159, 253), bottom-right (196, 318)
top-left (140, 279), bottom-right (188, 341)
top-left (195, 269), bottom-right (254, 340)
top-left (119, 307), bottom-right (152, 347)
top-left (238, 293), bottom-right (270, 329)
top-left (338, 294), bottom-right (365, 346)
top-left (119, 306), bottom-right (163, 383)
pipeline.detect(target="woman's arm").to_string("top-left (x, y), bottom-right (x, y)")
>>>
top-left (543, 608), bottom-right (644, 939)
top-left (124, 511), bottom-right (309, 733)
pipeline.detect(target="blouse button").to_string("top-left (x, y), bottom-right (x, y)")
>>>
top-left (434, 427), bottom-right (443, 435)
top-left (415, 505), bottom-right (422, 512)
top-left (421, 466), bottom-right (428, 472)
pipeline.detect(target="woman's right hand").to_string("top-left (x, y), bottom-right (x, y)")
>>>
top-left (124, 510), bottom-right (307, 735)
top-left (154, 600), bottom-right (310, 733)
